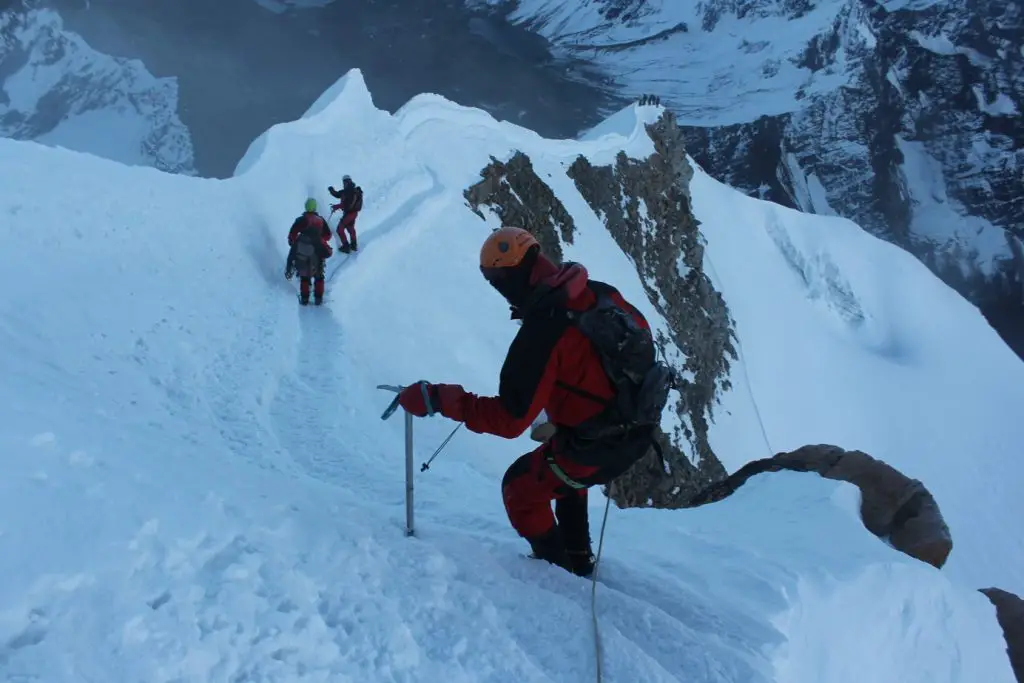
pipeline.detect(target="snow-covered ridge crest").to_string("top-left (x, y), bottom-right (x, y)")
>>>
top-left (0, 67), bottom-right (1021, 682)
top-left (234, 67), bottom-right (657, 180)
top-left (0, 7), bottom-right (195, 175)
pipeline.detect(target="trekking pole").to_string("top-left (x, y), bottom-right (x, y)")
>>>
top-left (420, 423), bottom-right (462, 472)
top-left (377, 384), bottom-right (415, 536)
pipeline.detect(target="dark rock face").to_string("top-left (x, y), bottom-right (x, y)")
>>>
top-left (687, 444), bottom-right (954, 569)
top-left (464, 151), bottom-right (577, 264)
top-left (464, 110), bottom-right (733, 509)
top-left (679, 0), bottom-right (1024, 357)
top-left (567, 111), bottom-right (734, 507)
top-left (980, 587), bottom-right (1024, 683)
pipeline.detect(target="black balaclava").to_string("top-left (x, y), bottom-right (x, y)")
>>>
top-left (488, 245), bottom-right (539, 314)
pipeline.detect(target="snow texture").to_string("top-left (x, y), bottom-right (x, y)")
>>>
top-left (0, 8), bottom-right (195, 175)
top-left (0, 67), bottom-right (1021, 682)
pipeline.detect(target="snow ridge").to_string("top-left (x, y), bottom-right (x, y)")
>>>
top-left (0, 68), bottom-right (1020, 682)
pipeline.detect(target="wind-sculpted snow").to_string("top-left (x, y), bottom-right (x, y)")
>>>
top-left (0, 68), bottom-right (1020, 682)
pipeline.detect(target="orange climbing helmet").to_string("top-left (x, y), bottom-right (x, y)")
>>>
top-left (479, 226), bottom-right (546, 307)
top-left (479, 226), bottom-right (539, 270)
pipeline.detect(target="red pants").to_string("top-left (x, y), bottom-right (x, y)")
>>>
top-left (337, 212), bottom-right (358, 247)
top-left (300, 275), bottom-right (324, 299)
top-left (501, 443), bottom-right (599, 545)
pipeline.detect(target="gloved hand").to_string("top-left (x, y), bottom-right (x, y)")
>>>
top-left (398, 381), bottom-right (442, 417)
top-left (328, 185), bottom-right (337, 194)
top-left (397, 381), bottom-right (467, 420)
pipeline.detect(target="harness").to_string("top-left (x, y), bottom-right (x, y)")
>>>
top-left (546, 446), bottom-right (588, 490)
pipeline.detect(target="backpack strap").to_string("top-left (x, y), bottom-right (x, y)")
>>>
top-left (553, 283), bottom-right (617, 407)
top-left (555, 380), bottom-right (611, 407)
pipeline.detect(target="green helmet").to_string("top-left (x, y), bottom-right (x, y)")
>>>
top-left (304, 197), bottom-right (317, 213)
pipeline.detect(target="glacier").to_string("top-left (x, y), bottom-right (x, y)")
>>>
top-left (0, 67), bottom-right (1021, 682)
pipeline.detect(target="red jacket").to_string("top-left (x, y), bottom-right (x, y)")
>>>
top-left (288, 212), bottom-right (333, 254)
top-left (442, 263), bottom-right (650, 439)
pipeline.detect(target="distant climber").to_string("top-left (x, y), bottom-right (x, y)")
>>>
top-left (285, 198), bottom-right (333, 305)
top-left (394, 226), bottom-right (672, 577)
top-left (328, 175), bottom-right (363, 253)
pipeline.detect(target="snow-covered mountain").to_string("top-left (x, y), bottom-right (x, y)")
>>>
top-left (0, 7), bottom-right (194, 175)
top-left (475, 0), bottom-right (1024, 354)
top-left (1, 68), bottom-right (1022, 681)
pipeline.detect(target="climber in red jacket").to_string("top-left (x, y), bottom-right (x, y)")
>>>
top-left (396, 226), bottom-right (667, 577)
top-left (328, 175), bottom-right (363, 253)
top-left (285, 198), bottom-right (333, 305)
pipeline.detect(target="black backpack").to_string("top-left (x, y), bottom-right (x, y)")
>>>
top-left (562, 282), bottom-right (674, 440)
top-left (350, 187), bottom-right (363, 212)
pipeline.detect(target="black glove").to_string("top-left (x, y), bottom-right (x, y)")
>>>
top-left (328, 185), bottom-right (336, 194)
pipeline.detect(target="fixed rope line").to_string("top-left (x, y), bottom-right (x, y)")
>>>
top-left (590, 494), bottom-right (612, 683)
top-left (703, 252), bottom-right (775, 458)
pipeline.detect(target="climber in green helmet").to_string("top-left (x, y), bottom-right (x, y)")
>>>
top-left (285, 197), bottom-right (333, 305)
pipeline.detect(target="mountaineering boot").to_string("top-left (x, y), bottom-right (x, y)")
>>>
top-left (300, 294), bottom-right (310, 305)
top-left (350, 236), bottom-right (358, 251)
top-left (555, 495), bottom-right (594, 576)
top-left (526, 525), bottom-right (571, 573)
top-left (314, 294), bottom-right (323, 305)
top-left (339, 243), bottom-right (351, 254)
top-left (566, 548), bottom-right (596, 577)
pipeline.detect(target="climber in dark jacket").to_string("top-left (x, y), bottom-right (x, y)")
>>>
top-left (328, 175), bottom-right (363, 253)
top-left (395, 226), bottom-right (659, 577)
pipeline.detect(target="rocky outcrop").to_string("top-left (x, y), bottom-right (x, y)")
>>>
top-left (465, 151), bottom-right (576, 263)
top-left (464, 110), bottom-right (733, 509)
top-left (567, 110), bottom-right (734, 506)
top-left (981, 588), bottom-right (1024, 683)
top-left (688, 444), bottom-right (954, 570)
top-left (0, 8), bottom-right (194, 175)
top-left (686, 443), bottom-right (1024, 679)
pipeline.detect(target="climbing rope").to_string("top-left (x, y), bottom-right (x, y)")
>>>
top-left (586, 250), bottom-right (777, 683)
top-left (590, 494), bottom-right (612, 683)
top-left (703, 252), bottom-right (775, 457)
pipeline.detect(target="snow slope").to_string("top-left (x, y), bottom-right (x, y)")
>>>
top-left (0, 69), bottom-right (1020, 682)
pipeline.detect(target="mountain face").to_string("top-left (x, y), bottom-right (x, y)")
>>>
top-left (0, 8), bottom-right (194, 175)
top-left (478, 0), bottom-right (1024, 358)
